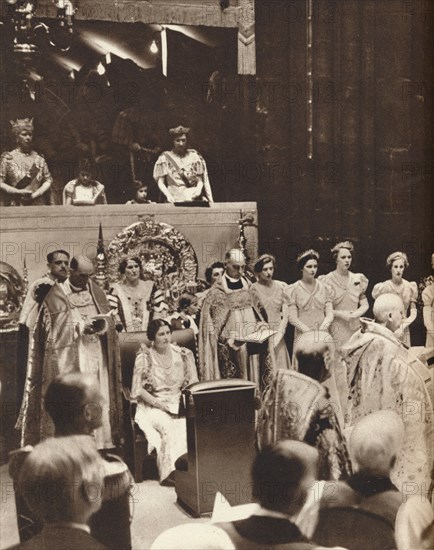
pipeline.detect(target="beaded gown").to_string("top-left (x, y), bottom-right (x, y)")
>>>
top-left (109, 280), bottom-right (154, 332)
top-left (131, 343), bottom-right (198, 481)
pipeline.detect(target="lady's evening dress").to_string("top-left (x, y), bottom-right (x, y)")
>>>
top-left (372, 279), bottom-right (417, 346)
top-left (131, 343), bottom-right (198, 481)
top-left (251, 280), bottom-right (292, 370)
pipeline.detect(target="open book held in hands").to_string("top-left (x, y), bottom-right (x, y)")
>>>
top-left (236, 324), bottom-right (277, 344)
top-left (90, 314), bottom-right (112, 334)
top-left (72, 186), bottom-right (105, 205)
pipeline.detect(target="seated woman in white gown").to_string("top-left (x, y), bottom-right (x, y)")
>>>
top-left (130, 319), bottom-right (198, 483)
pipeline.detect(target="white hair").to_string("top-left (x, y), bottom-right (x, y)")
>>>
top-left (350, 410), bottom-right (404, 475)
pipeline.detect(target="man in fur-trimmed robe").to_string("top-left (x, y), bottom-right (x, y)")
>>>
top-left (18, 256), bottom-right (123, 450)
top-left (341, 293), bottom-right (433, 494)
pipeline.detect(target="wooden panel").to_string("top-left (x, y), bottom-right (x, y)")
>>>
top-left (0, 202), bottom-right (258, 282)
top-left (37, 0), bottom-right (244, 26)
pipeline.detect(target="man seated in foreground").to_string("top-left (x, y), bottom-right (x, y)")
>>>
top-left (11, 374), bottom-right (132, 550)
top-left (216, 440), bottom-right (347, 549)
top-left (319, 410), bottom-right (404, 525)
top-left (8, 436), bottom-right (106, 550)
top-left (341, 293), bottom-right (433, 493)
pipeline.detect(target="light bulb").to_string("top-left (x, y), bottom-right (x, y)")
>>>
top-left (150, 39), bottom-right (158, 54)
top-left (97, 61), bottom-right (105, 75)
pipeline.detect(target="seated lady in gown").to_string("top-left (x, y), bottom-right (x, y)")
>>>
top-left (372, 251), bottom-right (417, 346)
top-left (0, 118), bottom-right (52, 206)
top-left (250, 254), bottom-right (291, 369)
top-left (153, 126), bottom-right (213, 204)
top-left (63, 159), bottom-right (107, 205)
top-left (319, 241), bottom-right (369, 351)
top-left (130, 319), bottom-right (198, 483)
top-left (286, 250), bottom-right (333, 368)
top-left (108, 256), bottom-right (155, 332)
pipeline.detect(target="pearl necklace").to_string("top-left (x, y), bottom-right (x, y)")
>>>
top-left (152, 347), bottom-right (173, 370)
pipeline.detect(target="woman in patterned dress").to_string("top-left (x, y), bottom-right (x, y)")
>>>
top-left (319, 241), bottom-right (369, 351)
top-left (108, 257), bottom-right (155, 332)
top-left (153, 125), bottom-right (213, 204)
top-left (372, 251), bottom-right (417, 346)
top-left (0, 118), bottom-right (52, 206)
top-left (251, 254), bottom-right (291, 370)
top-left (130, 319), bottom-right (198, 483)
top-left (286, 250), bottom-right (334, 366)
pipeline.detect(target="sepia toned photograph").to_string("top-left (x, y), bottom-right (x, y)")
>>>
top-left (0, 1), bottom-right (433, 549)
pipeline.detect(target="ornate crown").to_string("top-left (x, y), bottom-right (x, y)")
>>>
top-left (10, 118), bottom-right (34, 135)
top-left (169, 125), bottom-right (190, 137)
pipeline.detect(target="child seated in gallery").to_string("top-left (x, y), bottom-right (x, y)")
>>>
top-left (125, 180), bottom-right (154, 204)
top-left (63, 159), bottom-right (107, 205)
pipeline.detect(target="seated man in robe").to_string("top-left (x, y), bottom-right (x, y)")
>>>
top-left (319, 410), bottom-right (404, 525)
top-left (341, 293), bottom-right (433, 494)
top-left (8, 436), bottom-right (106, 550)
top-left (257, 331), bottom-right (352, 481)
top-left (199, 249), bottom-right (271, 386)
top-left (18, 255), bottom-right (123, 450)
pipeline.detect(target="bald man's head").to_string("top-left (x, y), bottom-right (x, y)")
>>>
top-left (350, 410), bottom-right (404, 476)
top-left (69, 255), bottom-right (94, 289)
top-left (373, 293), bottom-right (405, 332)
top-left (225, 249), bottom-right (246, 279)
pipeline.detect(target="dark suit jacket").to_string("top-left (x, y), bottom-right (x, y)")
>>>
top-left (320, 475), bottom-right (402, 526)
top-left (217, 516), bottom-right (326, 549)
top-left (7, 526), bottom-right (107, 550)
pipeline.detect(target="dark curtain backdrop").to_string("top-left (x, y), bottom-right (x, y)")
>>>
top-left (253, 0), bottom-right (433, 294)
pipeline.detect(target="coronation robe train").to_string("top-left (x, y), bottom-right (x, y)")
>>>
top-left (341, 319), bottom-right (433, 492)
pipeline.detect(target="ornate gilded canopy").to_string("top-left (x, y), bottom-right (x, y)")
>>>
top-left (106, 218), bottom-right (199, 291)
top-left (0, 261), bottom-right (26, 331)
